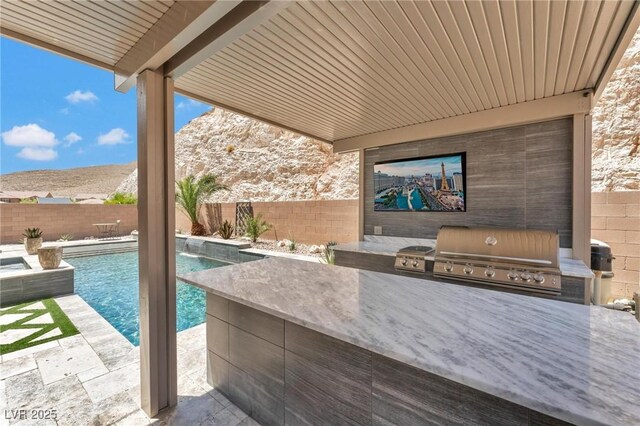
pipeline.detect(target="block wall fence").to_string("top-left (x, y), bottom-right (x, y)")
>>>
top-left (591, 191), bottom-right (640, 299)
top-left (1, 195), bottom-right (636, 298)
top-left (0, 201), bottom-right (358, 246)
top-left (176, 200), bottom-right (359, 245)
top-left (0, 204), bottom-right (138, 244)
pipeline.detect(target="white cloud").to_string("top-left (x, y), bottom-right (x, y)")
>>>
top-left (177, 98), bottom-right (205, 110)
top-left (59, 108), bottom-right (70, 115)
top-left (65, 90), bottom-right (98, 104)
top-left (17, 147), bottom-right (58, 161)
top-left (63, 132), bottom-right (82, 147)
top-left (97, 128), bottom-right (130, 145)
top-left (2, 124), bottom-right (58, 147)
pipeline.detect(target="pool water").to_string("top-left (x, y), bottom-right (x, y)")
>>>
top-left (0, 258), bottom-right (29, 275)
top-left (67, 251), bottom-right (227, 345)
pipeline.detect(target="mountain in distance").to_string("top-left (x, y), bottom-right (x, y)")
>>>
top-left (0, 162), bottom-right (137, 197)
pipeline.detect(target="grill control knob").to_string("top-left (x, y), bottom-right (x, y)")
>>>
top-left (533, 273), bottom-right (545, 283)
top-left (401, 258), bottom-right (407, 266)
top-left (507, 270), bottom-right (519, 280)
top-left (444, 262), bottom-right (453, 272)
top-left (463, 264), bottom-right (473, 274)
top-left (412, 260), bottom-right (419, 267)
top-left (520, 272), bottom-right (532, 282)
top-left (484, 267), bottom-right (496, 278)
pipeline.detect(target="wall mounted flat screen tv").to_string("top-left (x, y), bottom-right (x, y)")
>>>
top-left (374, 152), bottom-right (466, 212)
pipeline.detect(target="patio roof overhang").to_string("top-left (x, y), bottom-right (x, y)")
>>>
top-left (2, 0), bottom-right (638, 150)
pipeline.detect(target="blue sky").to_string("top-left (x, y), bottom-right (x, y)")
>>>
top-left (375, 155), bottom-right (463, 178)
top-left (1, 37), bottom-right (212, 174)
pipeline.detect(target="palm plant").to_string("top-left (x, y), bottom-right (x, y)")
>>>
top-left (245, 214), bottom-right (271, 243)
top-left (176, 174), bottom-right (228, 236)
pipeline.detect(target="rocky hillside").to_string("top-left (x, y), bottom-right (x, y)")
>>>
top-left (592, 29), bottom-right (639, 191)
top-left (117, 109), bottom-right (359, 202)
top-left (1, 162), bottom-right (136, 197)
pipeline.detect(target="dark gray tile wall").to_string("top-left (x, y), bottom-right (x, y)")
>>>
top-left (206, 315), bottom-right (229, 360)
top-left (334, 250), bottom-right (398, 275)
top-left (229, 363), bottom-right (285, 426)
top-left (373, 353), bottom-right (533, 426)
top-left (207, 351), bottom-right (229, 393)
top-left (229, 301), bottom-right (284, 346)
top-left (229, 326), bottom-right (284, 398)
top-left (206, 296), bottom-right (575, 426)
top-left (528, 410), bottom-right (575, 425)
top-left (364, 118), bottom-right (573, 247)
top-left (206, 296), bottom-right (286, 426)
top-left (206, 293), bottom-right (229, 321)
top-left (284, 322), bottom-right (372, 425)
top-left (558, 276), bottom-right (588, 305)
top-left (0, 269), bottom-right (74, 307)
top-left (177, 238), bottom-right (251, 263)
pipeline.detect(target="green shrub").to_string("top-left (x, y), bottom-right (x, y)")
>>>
top-left (219, 220), bottom-right (234, 240)
top-left (245, 214), bottom-right (271, 243)
top-left (176, 174), bottom-right (228, 236)
top-left (321, 241), bottom-right (338, 265)
top-left (58, 234), bottom-right (73, 242)
top-left (288, 239), bottom-right (297, 251)
top-left (23, 227), bottom-right (43, 239)
top-left (104, 192), bottom-right (137, 205)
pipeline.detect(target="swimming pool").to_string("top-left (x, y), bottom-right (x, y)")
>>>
top-left (67, 251), bottom-right (227, 345)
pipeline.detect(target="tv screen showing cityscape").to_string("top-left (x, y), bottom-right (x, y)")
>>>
top-left (374, 153), bottom-right (466, 212)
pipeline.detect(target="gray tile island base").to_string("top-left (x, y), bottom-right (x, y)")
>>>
top-left (179, 258), bottom-right (640, 426)
top-left (204, 293), bottom-right (569, 426)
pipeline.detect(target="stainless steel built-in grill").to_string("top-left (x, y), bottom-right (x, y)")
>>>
top-left (394, 246), bottom-right (434, 273)
top-left (433, 226), bottom-right (562, 294)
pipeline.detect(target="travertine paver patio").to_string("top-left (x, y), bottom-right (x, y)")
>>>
top-left (0, 294), bottom-right (255, 425)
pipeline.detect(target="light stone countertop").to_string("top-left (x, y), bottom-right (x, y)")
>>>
top-left (334, 238), bottom-right (594, 279)
top-left (180, 257), bottom-right (639, 426)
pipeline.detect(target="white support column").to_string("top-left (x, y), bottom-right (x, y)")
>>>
top-left (572, 113), bottom-right (592, 264)
top-left (137, 69), bottom-right (177, 417)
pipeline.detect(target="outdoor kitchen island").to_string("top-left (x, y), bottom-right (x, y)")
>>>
top-left (179, 257), bottom-right (640, 426)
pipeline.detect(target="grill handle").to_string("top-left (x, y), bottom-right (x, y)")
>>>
top-left (437, 251), bottom-right (553, 266)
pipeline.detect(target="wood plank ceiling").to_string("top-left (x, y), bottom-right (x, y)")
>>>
top-left (1, 0), bottom-right (637, 143)
top-left (175, 0), bottom-right (637, 142)
top-left (0, 0), bottom-right (174, 67)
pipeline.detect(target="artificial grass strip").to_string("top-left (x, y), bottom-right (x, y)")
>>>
top-left (0, 298), bottom-right (79, 355)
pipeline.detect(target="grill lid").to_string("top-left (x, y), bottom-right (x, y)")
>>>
top-left (435, 226), bottom-right (560, 268)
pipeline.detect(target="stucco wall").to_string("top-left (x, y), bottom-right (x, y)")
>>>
top-left (592, 191), bottom-right (640, 299)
